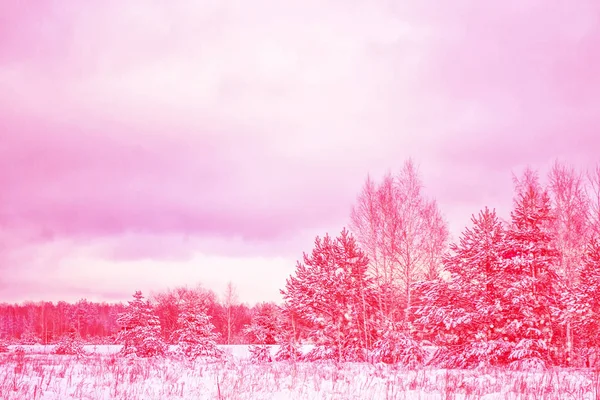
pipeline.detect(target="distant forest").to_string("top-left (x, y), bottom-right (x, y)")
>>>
top-left (0, 283), bottom-right (261, 345)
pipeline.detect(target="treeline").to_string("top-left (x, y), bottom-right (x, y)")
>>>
top-left (0, 284), bottom-right (269, 345)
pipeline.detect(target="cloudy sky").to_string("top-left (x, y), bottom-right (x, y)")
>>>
top-left (1, 0), bottom-right (599, 304)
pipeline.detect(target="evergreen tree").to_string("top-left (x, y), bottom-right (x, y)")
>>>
top-left (281, 228), bottom-right (377, 362)
top-left (248, 332), bottom-right (273, 363)
top-left (170, 301), bottom-right (222, 360)
top-left (245, 303), bottom-right (278, 363)
top-left (116, 291), bottom-right (166, 358)
top-left (372, 320), bottom-right (426, 368)
top-left (244, 302), bottom-right (280, 345)
top-left (53, 326), bottom-right (86, 357)
top-left (499, 171), bottom-right (561, 369)
top-left (274, 308), bottom-right (303, 362)
top-left (413, 207), bottom-right (509, 368)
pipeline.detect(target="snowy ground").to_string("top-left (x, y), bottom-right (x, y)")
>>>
top-left (1, 346), bottom-right (600, 399)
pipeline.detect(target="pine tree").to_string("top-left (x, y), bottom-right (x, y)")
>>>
top-left (244, 302), bottom-right (280, 345)
top-left (170, 302), bottom-right (222, 360)
top-left (281, 228), bottom-right (377, 362)
top-left (413, 207), bottom-right (509, 368)
top-left (117, 291), bottom-right (166, 358)
top-left (248, 332), bottom-right (273, 363)
top-left (499, 171), bottom-right (561, 369)
top-left (275, 330), bottom-right (302, 362)
top-left (274, 308), bottom-right (303, 362)
top-left (53, 326), bottom-right (86, 357)
top-left (372, 320), bottom-right (425, 368)
top-left (245, 303), bottom-right (280, 363)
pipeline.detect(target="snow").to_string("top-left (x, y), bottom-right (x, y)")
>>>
top-left (2, 346), bottom-right (600, 399)
top-left (6, 344), bottom-right (316, 358)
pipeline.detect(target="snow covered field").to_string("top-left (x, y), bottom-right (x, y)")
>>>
top-left (5, 344), bottom-right (293, 357)
top-left (2, 346), bottom-right (600, 399)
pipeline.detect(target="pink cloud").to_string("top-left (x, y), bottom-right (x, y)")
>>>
top-left (1, 0), bottom-right (600, 302)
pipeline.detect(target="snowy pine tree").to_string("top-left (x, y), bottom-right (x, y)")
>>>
top-left (413, 207), bottom-right (509, 368)
top-left (244, 302), bottom-right (280, 345)
top-left (117, 291), bottom-right (166, 358)
top-left (275, 330), bottom-right (302, 362)
top-left (372, 320), bottom-right (425, 368)
top-left (274, 308), bottom-right (303, 362)
top-left (248, 332), bottom-right (273, 363)
top-left (245, 303), bottom-right (280, 363)
top-left (53, 326), bottom-right (86, 356)
top-left (170, 301), bottom-right (222, 361)
top-left (499, 171), bottom-right (561, 369)
top-left (281, 228), bottom-right (378, 362)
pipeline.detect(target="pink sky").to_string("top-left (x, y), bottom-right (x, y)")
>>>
top-left (1, 0), bottom-right (599, 304)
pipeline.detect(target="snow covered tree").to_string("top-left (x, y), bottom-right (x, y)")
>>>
top-left (116, 291), bottom-right (166, 358)
top-left (547, 160), bottom-right (589, 365)
top-left (245, 303), bottom-right (292, 363)
top-left (499, 169), bottom-right (561, 369)
top-left (275, 330), bottom-right (302, 362)
top-left (152, 285), bottom-right (219, 343)
top-left (244, 302), bottom-right (280, 345)
top-left (248, 332), bottom-right (273, 363)
top-left (53, 326), bottom-right (86, 356)
top-left (413, 207), bottom-right (509, 368)
top-left (274, 307), bottom-right (303, 362)
top-left (281, 228), bottom-right (378, 362)
top-left (372, 320), bottom-right (426, 368)
top-left (170, 301), bottom-right (222, 360)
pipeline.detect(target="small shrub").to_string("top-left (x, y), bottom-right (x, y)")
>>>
top-left (119, 332), bottom-right (167, 358)
top-left (19, 331), bottom-right (41, 345)
top-left (53, 335), bottom-right (86, 356)
top-left (372, 323), bottom-right (425, 368)
top-left (509, 357), bottom-right (547, 371)
top-left (508, 338), bottom-right (548, 371)
top-left (302, 345), bottom-right (339, 362)
top-left (249, 344), bottom-right (272, 363)
top-left (275, 340), bottom-right (302, 362)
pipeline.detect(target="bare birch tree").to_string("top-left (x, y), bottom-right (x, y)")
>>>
top-left (223, 281), bottom-right (238, 345)
top-left (350, 175), bottom-right (387, 315)
top-left (587, 164), bottom-right (600, 238)
top-left (350, 159), bottom-right (449, 327)
top-left (547, 160), bottom-right (590, 365)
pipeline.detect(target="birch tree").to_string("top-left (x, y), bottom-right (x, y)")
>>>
top-left (222, 281), bottom-right (238, 345)
top-left (587, 164), bottom-right (600, 238)
top-left (547, 160), bottom-right (589, 365)
top-left (350, 159), bottom-right (449, 327)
